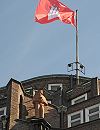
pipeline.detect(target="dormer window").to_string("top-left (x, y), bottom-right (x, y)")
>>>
top-left (48, 84), bottom-right (62, 91)
top-left (71, 93), bottom-right (87, 105)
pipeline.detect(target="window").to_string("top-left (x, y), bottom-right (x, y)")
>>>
top-left (68, 110), bottom-right (83, 127)
top-left (0, 107), bottom-right (6, 118)
top-left (71, 93), bottom-right (87, 105)
top-left (85, 104), bottom-right (100, 122)
top-left (25, 87), bottom-right (35, 95)
top-left (0, 107), bottom-right (6, 130)
top-left (48, 84), bottom-right (62, 91)
top-left (0, 94), bottom-right (7, 99)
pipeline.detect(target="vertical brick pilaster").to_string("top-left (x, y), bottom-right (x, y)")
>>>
top-left (7, 79), bottom-right (24, 130)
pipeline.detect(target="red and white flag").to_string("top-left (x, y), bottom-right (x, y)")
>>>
top-left (35, 0), bottom-right (75, 26)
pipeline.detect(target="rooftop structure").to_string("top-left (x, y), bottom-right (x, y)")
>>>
top-left (0, 74), bottom-right (100, 130)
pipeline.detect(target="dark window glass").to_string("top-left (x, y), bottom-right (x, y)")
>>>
top-left (89, 114), bottom-right (99, 121)
top-left (89, 107), bottom-right (99, 114)
top-left (51, 86), bottom-right (58, 91)
top-left (71, 113), bottom-right (80, 120)
top-left (25, 88), bottom-right (33, 95)
top-left (19, 95), bottom-right (23, 119)
top-left (71, 120), bottom-right (80, 127)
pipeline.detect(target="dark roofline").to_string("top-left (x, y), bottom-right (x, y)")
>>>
top-left (0, 86), bottom-right (7, 90)
top-left (6, 78), bottom-right (25, 92)
top-left (21, 74), bottom-right (91, 84)
top-left (5, 78), bottom-right (32, 97)
top-left (0, 74), bottom-right (94, 89)
top-left (0, 78), bottom-right (21, 89)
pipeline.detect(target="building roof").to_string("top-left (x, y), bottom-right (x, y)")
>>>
top-left (21, 74), bottom-right (91, 84)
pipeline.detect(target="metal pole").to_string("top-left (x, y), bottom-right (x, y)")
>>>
top-left (76, 10), bottom-right (79, 85)
top-left (58, 85), bottom-right (64, 129)
top-left (60, 85), bottom-right (63, 128)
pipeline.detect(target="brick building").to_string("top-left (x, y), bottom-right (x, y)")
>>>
top-left (0, 74), bottom-right (100, 130)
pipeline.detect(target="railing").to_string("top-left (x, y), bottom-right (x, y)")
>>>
top-left (31, 118), bottom-right (51, 130)
top-left (31, 118), bottom-right (66, 130)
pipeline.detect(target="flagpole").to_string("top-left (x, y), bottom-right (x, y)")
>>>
top-left (76, 10), bottom-right (79, 85)
top-left (67, 10), bottom-right (85, 83)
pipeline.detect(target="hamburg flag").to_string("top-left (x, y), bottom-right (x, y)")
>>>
top-left (35, 0), bottom-right (75, 26)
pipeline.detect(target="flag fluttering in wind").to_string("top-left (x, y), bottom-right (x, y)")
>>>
top-left (35, 0), bottom-right (75, 26)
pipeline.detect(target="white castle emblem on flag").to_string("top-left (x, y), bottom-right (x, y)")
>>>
top-left (48, 6), bottom-right (60, 20)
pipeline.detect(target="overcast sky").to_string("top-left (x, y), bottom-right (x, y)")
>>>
top-left (0, 0), bottom-right (100, 87)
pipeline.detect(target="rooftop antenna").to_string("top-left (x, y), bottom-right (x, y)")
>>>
top-left (67, 10), bottom-right (85, 85)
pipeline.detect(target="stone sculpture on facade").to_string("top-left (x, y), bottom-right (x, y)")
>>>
top-left (33, 89), bottom-right (48, 118)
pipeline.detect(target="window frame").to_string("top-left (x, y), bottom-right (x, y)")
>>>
top-left (71, 93), bottom-right (87, 105)
top-left (85, 103), bottom-right (100, 122)
top-left (68, 110), bottom-right (83, 128)
top-left (25, 87), bottom-right (34, 95)
top-left (0, 107), bottom-right (6, 117)
top-left (48, 83), bottom-right (62, 91)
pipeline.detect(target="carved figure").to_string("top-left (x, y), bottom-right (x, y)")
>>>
top-left (33, 90), bottom-right (48, 118)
